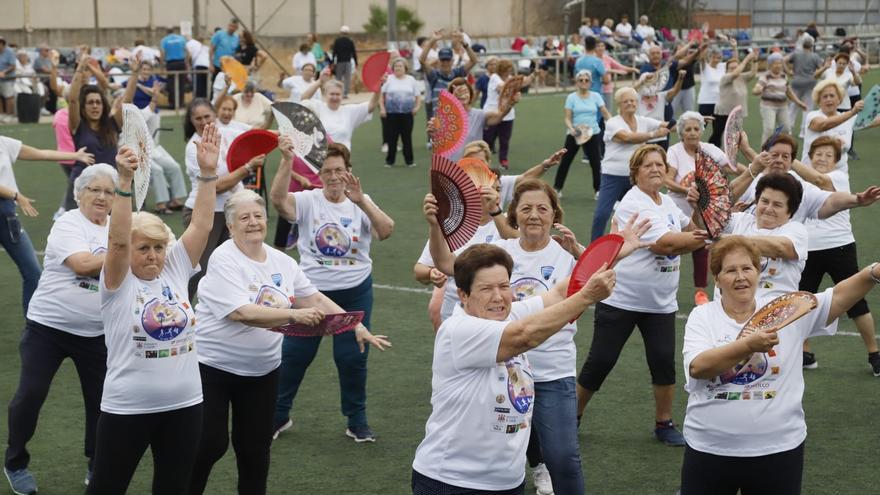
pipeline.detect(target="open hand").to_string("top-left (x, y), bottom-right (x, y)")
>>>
top-left (196, 123), bottom-right (220, 174)
top-left (14, 192), bottom-right (38, 217)
top-left (75, 147), bottom-right (96, 165)
top-left (355, 324), bottom-right (391, 353)
top-left (613, 213), bottom-right (653, 259)
top-left (551, 222), bottom-right (583, 258)
top-left (341, 172), bottom-right (365, 203)
top-left (856, 185), bottom-right (880, 207)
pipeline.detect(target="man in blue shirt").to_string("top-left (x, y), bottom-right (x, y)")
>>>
top-left (160, 27), bottom-right (188, 108)
top-left (210, 18), bottom-right (240, 78)
top-left (0, 37), bottom-right (17, 122)
top-left (574, 36), bottom-right (607, 94)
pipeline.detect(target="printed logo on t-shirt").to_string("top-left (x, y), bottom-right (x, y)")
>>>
top-left (540, 266), bottom-right (555, 280)
top-left (254, 285), bottom-right (290, 308)
top-left (141, 296), bottom-right (189, 341)
top-left (314, 223), bottom-right (351, 256)
top-left (511, 277), bottom-right (548, 301)
top-left (505, 360), bottom-right (534, 414)
top-left (704, 339), bottom-right (780, 400)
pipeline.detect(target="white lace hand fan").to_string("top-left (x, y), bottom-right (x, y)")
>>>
top-left (271, 101), bottom-right (328, 174)
top-left (121, 104), bottom-right (153, 210)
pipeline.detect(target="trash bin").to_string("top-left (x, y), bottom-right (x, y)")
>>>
top-left (16, 93), bottom-right (41, 124)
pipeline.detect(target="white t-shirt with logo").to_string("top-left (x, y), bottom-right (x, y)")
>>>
top-left (195, 240), bottom-right (318, 376)
top-left (603, 115), bottom-right (662, 176)
top-left (604, 187), bottom-right (690, 313)
top-left (485, 73), bottom-right (515, 122)
top-left (682, 288), bottom-right (836, 457)
top-left (412, 297), bottom-right (543, 491)
top-left (802, 110), bottom-right (853, 172)
top-left (417, 221), bottom-right (500, 322)
top-left (722, 212), bottom-right (808, 299)
top-left (27, 209), bottom-right (108, 337)
top-left (100, 241), bottom-right (201, 415)
top-left (499, 175), bottom-right (518, 208)
top-left (301, 100), bottom-right (372, 150)
top-left (0, 136), bottom-right (22, 191)
top-left (804, 170), bottom-right (855, 251)
top-left (493, 238), bottom-right (576, 382)
top-left (293, 189), bottom-right (373, 291)
top-left (184, 126), bottom-right (244, 211)
top-left (738, 171), bottom-right (831, 224)
top-left (666, 142), bottom-right (730, 215)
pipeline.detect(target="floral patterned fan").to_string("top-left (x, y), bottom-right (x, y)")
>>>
top-left (432, 90), bottom-right (469, 158)
top-left (431, 154), bottom-right (482, 251)
top-left (637, 66), bottom-right (670, 96)
top-left (723, 105), bottom-right (743, 169)
top-left (500, 75), bottom-right (524, 104)
top-left (270, 311), bottom-right (364, 337)
top-left (457, 157), bottom-right (496, 187)
top-left (271, 101), bottom-right (328, 173)
top-left (121, 104), bottom-right (153, 211)
top-left (694, 147), bottom-right (732, 238)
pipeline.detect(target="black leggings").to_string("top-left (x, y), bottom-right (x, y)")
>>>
top-left (385, 113), bottom-right (415, 165)
top-left (189, 364), bottom-right (279, 495)
top-left (799, 242), bottom-right (869, 318)
top-left (680, 442), bottom-right (804, 495)
top-left (87, 403), bottom-right (203, 495)
top-left (577, 302), bottom-right (676, 392)
top-left (708, 114), bottom-right (727, 148)
top-left (5, 320), bottom-right (106, 472)
top-left (483, 120), bottom-right (515, 162)
top-left (554, 133), bottom-right (602, 192)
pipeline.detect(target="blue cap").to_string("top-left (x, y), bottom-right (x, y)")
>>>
top-left (438, 48), bottom-right (453, 60)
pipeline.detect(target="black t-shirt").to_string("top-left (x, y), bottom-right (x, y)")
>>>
top-left (236, 45), bottom-right (258, 66)
top-left (332, 37), bottom-right (357, 64)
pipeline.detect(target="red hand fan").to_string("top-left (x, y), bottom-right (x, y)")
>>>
top-left (566, 234), bottom-right (625, 323)
top-left (432, 90), bottom-right (469, 158)
top-left (227, 129), bottom-right (279, 172)
top-left (723, 105), bottom-right (743, 170)
top-left (694, 148), bottom-right (732, 239)
top-left (362, 51), bottom-right (391, 93)
top-left (431, 154), bottom-right (482, 252)
top-left (269, 311), bottom-right (364, 337)
top-left (457, 157), bottom-right (496, 187)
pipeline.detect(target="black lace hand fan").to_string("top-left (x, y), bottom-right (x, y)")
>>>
top-left (431, 154), bottom-right (482, 252)
top-left (694, 148), bottom-right (732, 238)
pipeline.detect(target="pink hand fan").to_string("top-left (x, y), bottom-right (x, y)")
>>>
top-left (432, 90), bottom-right (469, 158)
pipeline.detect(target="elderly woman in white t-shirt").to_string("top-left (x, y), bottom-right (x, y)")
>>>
top-left (665, 111), bottom-right (733, 306)
top-left (680, 235), bottom-right (880, 494)
top-left (410, 238), bottom-right (616, 494)
top-left (696, 46), bottom-right (725, 137)
top-left (182, 97), bottom-right (264, 297)
top-left (301, 69), bottom-right (383, 150)
top-left (270, 142), bottom-right (394, 443)
top-left (188, 186), bottom-right (389, 494)
top-left (591, 86), bottom-right (670, 241)
top-left (280, 62), bottom-right (322, 103)
top-left (577, 144), bottom-right (707, 446)
top-left (89, 125), bottom-right (219, 494)
top-left (4, 164), bottom-right (115, 493)
top-left (233, 81), bottom-right (274, 129)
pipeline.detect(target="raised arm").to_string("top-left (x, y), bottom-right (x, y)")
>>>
top-left (269, 135), bottom-right (298, 222)
top-left (103, 147), bottom-right (138, 290)
top-left (808, 104), bottom-right (860, 132)
top-left (461, 35), bottom-right (479, 72)
top-left (423, 193), bottom-right (457, 276)
top-left (665, 70), bottom-right (686, 101)
top-left (791, 160), bottom-right (835, 191)
top-left (67, 61), bottom-right (88, 132)
top-left (17, 144), bottom-right (94, 164)
top-left (828, 263), bottom-right (880, 324)
top-left (178, 123), bottom-right (220, 267)
top-left (817, 187), bottom-right (880, 219)
top-left (341, 172), bottom-right (394, 240)
top-left (518, 149), bottom-right (566, 182)
top-left (302, 70), bottom-right (328, 101)
top-left (419, 32), bottom-right (441, 69)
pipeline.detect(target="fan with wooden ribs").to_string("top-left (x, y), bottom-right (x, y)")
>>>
top-left (431, 154), bottom-right (482, 251)
top-left (694, 148), bottom-right (732, 238)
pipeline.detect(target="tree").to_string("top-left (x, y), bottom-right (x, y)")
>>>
top-left (363, 4), bottom-right (425, 37)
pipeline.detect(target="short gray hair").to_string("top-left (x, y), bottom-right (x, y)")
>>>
top-left (223, 189), bottom-right (266, 226)
top-left (73, 163), bottom-right (119, 203)
top-left (677, 111), bottom-right (706, 134)
top-left (708, 46), bottom-right (722, 58)
top-left (323, 79), bottom-right (344, 93)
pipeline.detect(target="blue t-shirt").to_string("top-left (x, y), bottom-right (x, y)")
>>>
top-left (125, 75), bottom-right (163, 110)
top-left (211, 31), bottom-right (240, 67)
top-left (161, 34), bottom-right (187, 62)
top-left (0, 48), bottom-right (16, 79)
top-left (475, 74), bottom-right (490, 108)
top-left (565, 91), bottom-right (605, 134)
top-left (425, 66), bottom-right (468, 106)
top-left (574, 54), bottom-right (606, 93)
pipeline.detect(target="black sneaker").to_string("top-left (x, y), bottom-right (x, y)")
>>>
top-left (803, 351), bottom-right (818, 369)
top-left (869, 353), bottom-right (880, 377)
top-left (272, 417), bottom-right (292, 440)
top-left (653, 420), bottom-right (685, 447)
top-left (345, 425), bottom-right (376, 443)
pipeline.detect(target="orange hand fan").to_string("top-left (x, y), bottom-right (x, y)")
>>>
top-left (221, 56), bottom-right (248, 91)
top-left (457, 157), bottom-right (496, 187)
top-left (431, 154), bottom-right (482, 251)
top-left (432, 90), bottom-right (469, 158)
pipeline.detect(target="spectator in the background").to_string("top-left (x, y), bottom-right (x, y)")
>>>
top-left (211, 18), bottom-right (240, 78)
top-left (636, 15), bottom-right (655, 42)
top-left (33, 44), bottom-right (56, 114)
top-left (131, 39), bottom-right (160, 65)
top-left (615, 14), bottom-right (641, 49)
top-left (380, 57), bottom-right (421, 167)
top-left (697, 45), bottom-right (725, 132)
top-left (412, 36), bottom-right (427, 77)
top-left (331, 25), bottom-right (357, 98)
top-left (0, 37), bottom-right (17, 123)
top-left (755, 51), bottom-right (807, 142)
top-left (600, 19), bottom-right (620, 50)
top-left (236, 30), bottom-right (265, 74)
top-left (125, 61), bottom-right (163, 111)
top-left (187, 35), bottom-right (212, 98)
top-left (580, 17), bottom-right (593, 40)
top-left (307, 32), bottom-right (325, 69)
top-left (13, 50), bottom-right (38, 97)
top-left (591, 18), bottom-right (602, 36)
top-left (787, 36), bottom-right (823, 137)
top-left (161, 27), bottom-right (188, 109)
top-left (806, 21), bottom-right (821, 40)
top-left (575, 36), bottom-right (607, 93)
top-left (474, 57), bottom-right (497, 108)
top-left (293, 43), bottom-right (317, 74)
top-left (566, 33), bottom-right (584, 79)
top-left (281, 62), bottom-right (322, 103)
top-left (597, 40), bottom-right (639, 112)
top-left (233, 81), bottom-right (273, 129)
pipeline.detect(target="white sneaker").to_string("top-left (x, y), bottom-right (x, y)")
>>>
top-left (381, 143), bottom-right (389, 153)
top-left (40, 108), bottom-right (51, 116)
top-left (532, 463), bottom-right (554, 495)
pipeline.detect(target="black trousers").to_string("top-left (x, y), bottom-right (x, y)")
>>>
top-left (193, 65), bottom-right (210, 99)
top-left (5, 319), bottom-right (106, 471)
top-left (182, 209), bottom-right (229, 299)
top-left (165, 59), bottom-right (187, 109)
top-left (412, 469), bottom-right (525, 495)
top-left (554, 133), bottom-right (602, 192)
top-left (799, 242), bottom-right (869, 318)
top-left (87, 403), bottom-right (203, 495)
top-left (385, 113), bottom-right (415, 165)
top-left (577, 302), bottom-right (676, 392)
top-left (708, 113), bottom-right (728, 148)
top-left (44, 85), bottom-right (58, 114)
top-left (189, 364), bottom-right (279, 495)
top-left (483, 120), bottom-right (514, 162)
top-left (680, 442), bottom-right (804, 495)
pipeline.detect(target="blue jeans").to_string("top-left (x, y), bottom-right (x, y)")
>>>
top-left (274, 275), bottom-right (373, 428)
top-left (590, 174), bottom-right (633, 241)
top-left (533, 377), bottom-right (584, 495)
top-left (0, 199), bottom-right (41, 313)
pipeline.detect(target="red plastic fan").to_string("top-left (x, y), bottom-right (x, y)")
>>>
top-left (431, 154), bottom-right (482, 252)
top-left (723, 105), bottom-right (743, 169)
top-left (432, 90), bottom-right (469, 158)
top-left (227, 129), bottom-right (279, 172)
top-left (694, 148), bottom-right (732, 239)
top-left (361, 51), bottom-right (391, 93)
top-left (566, 234), bottom-right (625, 322)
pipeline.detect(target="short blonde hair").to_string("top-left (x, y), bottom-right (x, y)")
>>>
top-left (812, 79), bottom-right (845, 105)
top-left (462, 140), bottom-right (492, 161)
top-left (614, 86), bottom-right (637, 104)
top-left (131, 212), bottom-right (175, 245)
top-left (224, 189), bottom-right (267, 226)
top-left (628, 144), bottom-right (668, 185)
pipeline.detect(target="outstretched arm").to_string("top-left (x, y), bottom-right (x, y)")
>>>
top-left (178, 123), bottom-right (220, 267)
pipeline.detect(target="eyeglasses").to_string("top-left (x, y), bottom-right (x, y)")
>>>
top-left (319, 168), bottom-right (347, 177)
top-left (84, 186), bottom-right (116, 197)
top-left (577, 78), bottom-right (590, 82)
